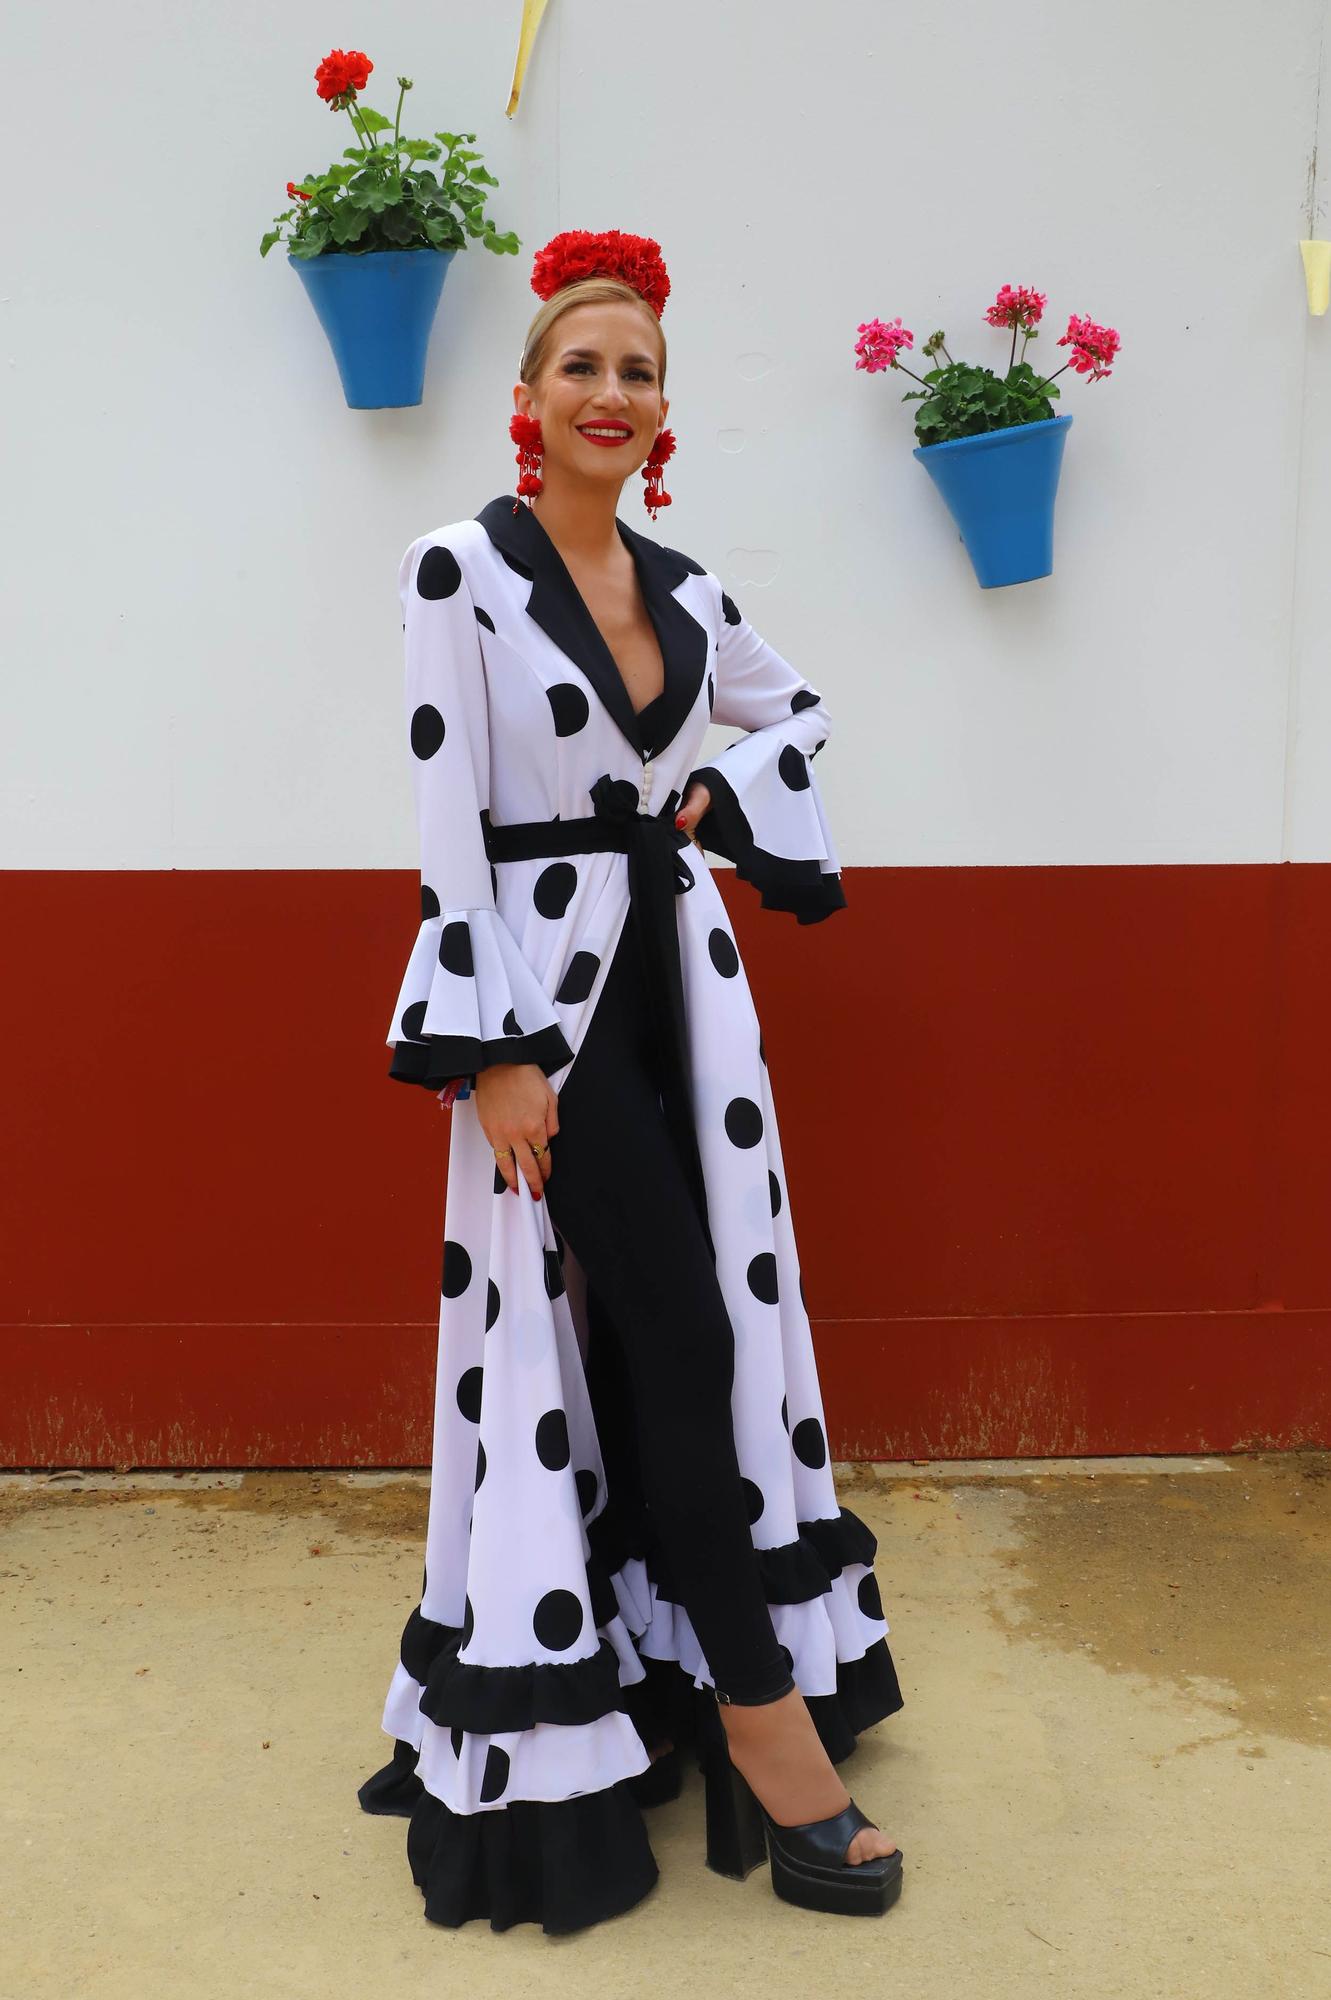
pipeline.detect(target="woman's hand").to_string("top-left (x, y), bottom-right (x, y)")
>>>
top-left (474, 1063), bottom-right (561, 1200)
top-left (675, 779), bottom-right (710, 845)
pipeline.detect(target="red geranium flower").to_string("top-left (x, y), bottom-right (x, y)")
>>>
top-left (314, 47), bottom-right (374, 104)
top-left (286, 181), bottom-right (311, 202)
top-left (530, 230), bottom-right (671, 319)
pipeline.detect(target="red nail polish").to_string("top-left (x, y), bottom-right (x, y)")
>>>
top-left (675, 813), bottom-right (686, 828)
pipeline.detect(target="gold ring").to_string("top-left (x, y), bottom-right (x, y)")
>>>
top-left (493, 1145), bottom-right (514, 1159)
top-left (531, 1142), bottom-right (547, 1157)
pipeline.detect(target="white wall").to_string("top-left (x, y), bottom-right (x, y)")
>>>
top-left (5, 0), bottom-right (1329, 869)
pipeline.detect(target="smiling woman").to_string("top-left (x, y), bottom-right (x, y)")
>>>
top-left (357, 228), bottom-right (902, 1938)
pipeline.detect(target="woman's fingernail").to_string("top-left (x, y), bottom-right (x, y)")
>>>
top-left (675, 813), bottom-right (687, 828)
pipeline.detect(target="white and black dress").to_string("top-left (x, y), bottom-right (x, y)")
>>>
top-left (356, 494), bottom-right (904, 1933)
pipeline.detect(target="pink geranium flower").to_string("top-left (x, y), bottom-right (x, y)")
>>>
top-left (854, 316), bottom-right (914, 373)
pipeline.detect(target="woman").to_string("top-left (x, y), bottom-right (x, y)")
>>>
top-left (358, 230), bottom-right (905, 1935)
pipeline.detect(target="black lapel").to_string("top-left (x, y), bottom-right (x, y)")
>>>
top-left (474, 494), bottom-right (709, 761)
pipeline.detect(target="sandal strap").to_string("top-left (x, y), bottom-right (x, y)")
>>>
top-left (763, 1797), bottom-right (878, 1866)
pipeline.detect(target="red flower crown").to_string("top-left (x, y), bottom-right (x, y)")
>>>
top-left (529, 229), bottom-right (671, 319)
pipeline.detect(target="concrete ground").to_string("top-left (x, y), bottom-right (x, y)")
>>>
top-left (1, 1452), bottom-right (1328, 2000)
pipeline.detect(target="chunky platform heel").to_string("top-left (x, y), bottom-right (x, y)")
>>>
top-left (698, 1687), bottom-right (904, 1915)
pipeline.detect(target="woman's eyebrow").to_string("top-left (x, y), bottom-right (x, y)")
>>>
top-left (559, 345), bottom-right (658, 365)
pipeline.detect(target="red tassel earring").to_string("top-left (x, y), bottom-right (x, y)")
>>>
top-left (509, 411), bottom-right (544, 512)
top-left (641, 427), bottom-right (676, 523)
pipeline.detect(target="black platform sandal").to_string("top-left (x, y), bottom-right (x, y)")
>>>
top-left (626, 1743), bottom-right (683, 1806)
top-left (698, 1688), bottom-right (903, 1916)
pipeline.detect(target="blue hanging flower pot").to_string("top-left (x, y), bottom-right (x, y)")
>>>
top-left (289, 247), bottom-right (457, 410)
top-left (913, 414), bottom-right (1074, 589)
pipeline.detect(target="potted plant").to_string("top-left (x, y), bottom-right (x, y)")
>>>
top-left (260, 47), bottom-right (521, 410)
top-left (855, 284), bottom-right (1121, 588)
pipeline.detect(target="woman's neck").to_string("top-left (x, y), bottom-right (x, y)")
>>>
top-left (528, 480), bottom-right (626, 565)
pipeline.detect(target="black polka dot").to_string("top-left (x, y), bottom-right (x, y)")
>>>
top-left (741, 1477), bottom-right (766, 1526)
top-left (707, 670), bottom-right (715, 711)
top-left (533, 1588), bottom-right (584, 1652)
top-left (781, 1394), bottom-right (789, 1433)
top-left (799, 1272), bottom-right (807, 1311)
top-left (547, 682), bottom-right (591, 736)
top-left (439, 920), bottom-right (474, 977)
top-left (758, 1032), bottom-right (767, 1067)
top-left (575, 1467), bottom-right (599, 1517)
top-left (543, 1248), bottom-right (565, 1299)
top-left (442, 1240), bottom-right (472, 1297)
top-left (792, 1417), bottom-right (827, 1469)
top-left (791, 687), bottom-right (821, 714)
top-left (708, 928), bottom-right (739, 977)
top-left (474, 1439), bottom-right (486, 1490)
top-left (461, 1594), bottom-right (475, 1647)
top-left (724, 1096), bottom-right (764, 1148)
top-left (421, 883), bottom-right (440, 921)
top-left (747, 1252), bottom-right (779, 1304)
top-left (812, 738), bottom-right (825, 757)
top-left (768, 1170), bottom-right (782, 1217)
top-left (857, 1572), bottom-right (884, 1621)
top-left (486, 1280), bottom-right (501, 1332)
top-left (534, 861), bottom-right (578, 920)
top-left (535, 1408), bottom-right (570, 1471)
top-left (493, 1161), bottom-right (507, 1195)
top-left (449, 1724), bottom-right (464, 1759)
top-left (479, 1743), bottom-right (511, 1802)
top-left (417, 545), bottom-right (463, 598)
top-left (400, 999), bottom-right (427, 1040)
top-left (721, 590), bottom-right (742, 624)
top-left (474, 605), bottom-right (495, 633)
top-left (410, 703), bottom-right (445, 760)
top-left (777, 744), bottom-right (810, 792)
top-left (502, 1007), bottom-right (523, 1036)
top-left (456, 1366), bottom-right (483, 1423)
top-left (556, 950), bottom-right (601, 1004)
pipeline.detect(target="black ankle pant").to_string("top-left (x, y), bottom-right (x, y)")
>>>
top-left (542, 899), bottom-right (796, 1706)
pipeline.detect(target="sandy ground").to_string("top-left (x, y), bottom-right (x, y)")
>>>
top-left (1, 1452), bottom-right (1328, 2000)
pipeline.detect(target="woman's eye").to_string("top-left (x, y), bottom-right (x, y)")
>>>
top-left (564, 362), bottom-right (652, 379)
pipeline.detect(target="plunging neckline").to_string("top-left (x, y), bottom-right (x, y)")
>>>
top-left (523, 509), bottom-right (667, 725)
top-left (473, 495), bottom-right (711, 765)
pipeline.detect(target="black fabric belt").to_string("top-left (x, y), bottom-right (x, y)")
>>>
top-left (483, 771), bottom-right (715, 1260)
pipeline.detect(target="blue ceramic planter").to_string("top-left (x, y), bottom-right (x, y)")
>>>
top-left (913, 414), bottom-right (1073, 588)
top-left (289, 246), bottom-right (456, 409)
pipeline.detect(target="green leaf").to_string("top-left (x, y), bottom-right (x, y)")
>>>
top-left (379, 206), bottom-right (418, 246)
top-left (329, 204), bottom-right (372, 245)
top-left (356, 106), bottom-right (392, 133)
top-left (259, 230), bottom-right (280, 257)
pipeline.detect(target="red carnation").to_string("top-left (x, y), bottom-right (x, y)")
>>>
top-left (314, 47), bottom-right (374, 104)
top-left (530, 229), bottom-right (671, 318)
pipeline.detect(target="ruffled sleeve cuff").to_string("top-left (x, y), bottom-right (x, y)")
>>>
top-left (688, 737), bottom-right (847, 926)
top-left (387, 906), bottom-right (576, 1091)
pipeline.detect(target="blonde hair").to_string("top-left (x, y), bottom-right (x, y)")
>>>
top-left (520, 277), bottom-right (667, 394)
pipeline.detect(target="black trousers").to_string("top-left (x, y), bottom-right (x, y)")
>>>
top-left (542, 898), bottom-right (797, 1707)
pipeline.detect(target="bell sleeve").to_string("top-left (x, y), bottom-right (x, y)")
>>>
top-left (385, 533), bottom-right (577, 1092)
top-left (684, 583), bottom-right (848, 924)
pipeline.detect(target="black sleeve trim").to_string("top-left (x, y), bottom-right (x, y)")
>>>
top-left (687, 764), bottom-right (848, 925)
top-left (389, 1020), bottom-right (575, 1091)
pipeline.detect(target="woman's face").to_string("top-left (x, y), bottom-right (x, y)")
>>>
top-left (517, 299), bottom-right (668, 491)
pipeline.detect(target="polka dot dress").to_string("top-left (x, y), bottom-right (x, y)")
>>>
top-left (358, 497), bottom-right (903, 1934)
